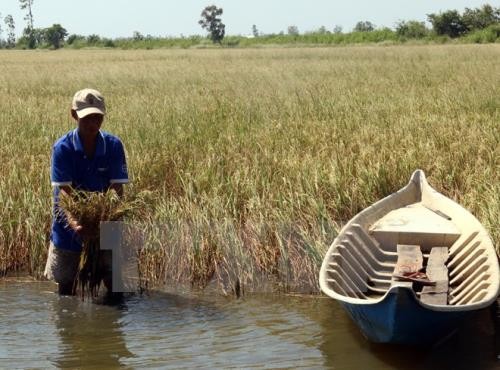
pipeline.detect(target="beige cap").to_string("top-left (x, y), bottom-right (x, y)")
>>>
top-left (72, 88), bottom-right (106, 118)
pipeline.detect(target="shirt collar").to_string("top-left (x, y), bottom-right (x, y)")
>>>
top-left (72, 129), bottom-right (106, 157)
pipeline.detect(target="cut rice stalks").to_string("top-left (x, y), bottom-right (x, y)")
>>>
top-left (58, 189), bottom-right (146, 298)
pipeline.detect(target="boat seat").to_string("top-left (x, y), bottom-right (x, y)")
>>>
top-left (391, 244), bottom-right (422, 288)
top-left (420, 247), bottom-right (449, 305)
top-left (369, 203), bottom-right (461, 251)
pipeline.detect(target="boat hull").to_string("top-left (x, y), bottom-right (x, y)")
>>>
top-left (340, 287), bottom-right (469, 344)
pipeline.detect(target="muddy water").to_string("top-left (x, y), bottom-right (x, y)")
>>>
top-left (0, 278), bottom-right (498, 369)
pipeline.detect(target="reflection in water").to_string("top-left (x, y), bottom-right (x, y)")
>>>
top-left (0, 279), bottom-right (60, 369)
top-left (364, 314), bottom-right (494, 370)
top-left (1, 280), bottom-right (499, 369)
top-left (120, 291), bottom-right (326, 368)
top-left (315, 299), bottom-right (499, 370)
top-left (52, 297), bottom-right (134, 369)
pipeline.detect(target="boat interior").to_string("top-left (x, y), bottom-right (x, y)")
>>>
top-left (323, 174), bottom-right (498, 307)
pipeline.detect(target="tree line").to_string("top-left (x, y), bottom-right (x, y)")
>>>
top-left (0, 0), bottom-right (68, 49)
top-left (0, 3), bottom-right (499, 50)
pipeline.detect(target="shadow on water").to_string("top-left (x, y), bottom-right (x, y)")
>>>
top-left (51, 295), bottom-right (133, 369)
top-left (317, 299), bottom-right (499, 370)
top-left (51, 290), bottom-right (212, 369)
top-left (368, 309), bottom-right (497, 370)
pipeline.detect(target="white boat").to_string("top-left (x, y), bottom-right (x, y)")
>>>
top-left (319, 170), bottom-right (500, 344)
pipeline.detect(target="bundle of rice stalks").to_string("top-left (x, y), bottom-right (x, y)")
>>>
top-left (58, 189), bottom-right (147, 298)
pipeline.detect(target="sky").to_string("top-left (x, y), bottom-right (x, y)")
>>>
top-left (0, 0), bottom-right (496, 38)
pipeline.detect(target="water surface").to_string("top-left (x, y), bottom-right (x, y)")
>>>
top-left (0, 278), bottom-right (498, 369)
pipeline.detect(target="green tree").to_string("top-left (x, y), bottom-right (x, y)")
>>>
top-left (87, 34), bottom-right (101, 45)
top-left (317, 26), bottom-right (329, 34)
top-left (133, 31), bottom-right (144, 41)
top-left (396, 20), bottom-right (428, 38)
top-left (43, 24), bottom-right (67, 49)
top-left (19, 0), bottom-right (34, 29)
top-left (199, 5), bottom-right (225, 43)
top-left (427, 10), bottom-right (467, 38)
top-left (354, 21), bottom-right (375, 32)
top-left (18, 26), bottom-right (43, 48)
top-left (287, 25), bottom-right (299, 35)
top-left (4, 15), bottom-right (16, 48)
top-left (462, 4), bottom-right (500, 31)
top-left (19, 0), bottom-right (35, 48)
top-left (102, 38), bottom-right (115, 48)
top-left (67, 34), bottom-right (85, 45)
top-left (252, 24), bottom-right (259, 37)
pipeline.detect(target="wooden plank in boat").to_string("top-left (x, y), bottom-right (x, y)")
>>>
top-left (421, 247), bottom-right (449, 305)
top-left (393, 244), bottom-right (423, 277)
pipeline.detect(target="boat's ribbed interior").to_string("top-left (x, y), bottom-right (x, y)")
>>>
top-left (325, 224), bottom-right (395, 300)
top-left (447, 231), bottom-right (492, 305)
top-left (325, 224), bottom-right (494, 305)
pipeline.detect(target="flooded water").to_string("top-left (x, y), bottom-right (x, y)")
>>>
top-left (0, 278), bottom-right (498, 370)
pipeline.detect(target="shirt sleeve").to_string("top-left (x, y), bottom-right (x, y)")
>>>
top-left (109, 139), bottom-right (129, 184)
top-left (51, 144), bottom-right (73, 187)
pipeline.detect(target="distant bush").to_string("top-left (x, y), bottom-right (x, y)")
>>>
top-left (428, 10), bottom-right (468, 38)
top-left (9, 5), bottom-right (500, 51)
top-left (67, 34), bottom-right (85, 45)
top-left (350, 28), bottom-right (397, 43)
top-left (462, 4), bottom-right (500, 31)
top-left (103, 38), bottom-right (116, 48)
top-left (112, 35), bottom-right (205, 49)
top-left (86, 34), bottom-right (101, 45)
top-left (133, 31), bottom-right (144, 41)
top-left (287, 25), bottom-right (299, 36)
top-left (428, 5), bottom-right (499, 38)
top-left (396, 20), bottom-right (429, 39)
top-left (353, 21), bottom-right (375, 32)
top-left (462, 24), bottom-right (500, 43)
top-left (222, 37), bottom-right (240, 47)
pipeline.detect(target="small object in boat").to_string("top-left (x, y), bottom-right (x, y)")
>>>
top-left (393, 270), bottom-right (436, 286)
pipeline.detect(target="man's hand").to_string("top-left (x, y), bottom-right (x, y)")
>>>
top-left (60, 185), bottom-right (96, 240)
top-left (64, 209), bottom-right (97, 239)
top-left (66, 212), bottom-right (83, 233)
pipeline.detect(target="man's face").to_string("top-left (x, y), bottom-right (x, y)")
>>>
top-left (78, 113), bottom-right (103, 137)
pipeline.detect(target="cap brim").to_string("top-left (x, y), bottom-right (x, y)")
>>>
top-left (76, 107), bottom-right (105, 118)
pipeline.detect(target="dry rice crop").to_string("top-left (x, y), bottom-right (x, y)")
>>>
top-left (58, 189), bottom-right (146, 297)
top-left (0, 45), bottom-right (498, 294)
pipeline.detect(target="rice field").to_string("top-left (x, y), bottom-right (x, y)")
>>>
top-left (0, 45), bottom-right (498, 294)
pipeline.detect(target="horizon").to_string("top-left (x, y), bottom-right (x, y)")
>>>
top-left (0, 1), bottom-right (495, 38)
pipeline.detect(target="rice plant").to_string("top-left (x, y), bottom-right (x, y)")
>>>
top-left (58, 189), bottom-right (145, 297)
top-left (0, 45), bottom-right (498, 294)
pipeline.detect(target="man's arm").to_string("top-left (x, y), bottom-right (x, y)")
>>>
top-left (59, 186), bottom-right (83, 234)
top-left (60, 185), bottom-right (124, 237)
top-left (108, 139), bottom-right (129, 192)
top-left (59, 185), bottom-right (72, 196)
top-left (61, 184), bottom-right (123, 197)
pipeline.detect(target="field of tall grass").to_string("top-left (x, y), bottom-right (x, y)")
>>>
top-left (0, 45), bottom-right (498, 294)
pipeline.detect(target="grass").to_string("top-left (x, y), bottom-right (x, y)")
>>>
top-left (0, 45), bottom-right (498, 294)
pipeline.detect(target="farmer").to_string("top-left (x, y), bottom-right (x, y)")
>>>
top-left (44, 88), bottom-right (129, 295)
